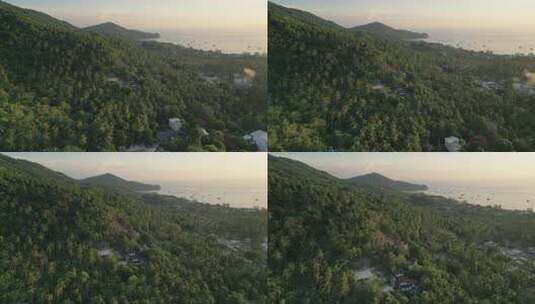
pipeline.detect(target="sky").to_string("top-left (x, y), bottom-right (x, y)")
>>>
top-left (273, 153), bottom-right (535, 189)
top-left (3, 152), bottom-right (267, 185)
top-left (274, 0), bottom-right (535, 32)
top-left (6, 0), bottom-right (267, 32)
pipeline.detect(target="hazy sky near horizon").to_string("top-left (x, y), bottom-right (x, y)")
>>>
top-left (273, 153), bottom-right (535, 189)
top-left (6, 0), bottom-right (266, 31)
top-left (3, 153), bottom-right (267, 186)
top-left (274, 0), bottom-right (535, 32)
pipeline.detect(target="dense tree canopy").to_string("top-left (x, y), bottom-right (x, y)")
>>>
top-left (268, 156), bottom-right (535, 303)
top-left (268, 2), bottom-right (535, 152)
top-left (0, 0), bottom-right (266, 151)
top-left (0, 154), bottom-right (268, 303)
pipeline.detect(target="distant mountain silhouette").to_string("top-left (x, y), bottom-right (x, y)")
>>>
top-left (350, 21), bottom-right (428, 40)
top-left (83, 22), bottom-right (160, 40)
top-left (80, 173), bottom-right (161, 192)
top-left (346, 172), bottom-right (428, 191)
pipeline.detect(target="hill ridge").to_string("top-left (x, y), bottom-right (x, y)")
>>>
top-left (350, 21), bottom-right (429, 39)
top-left (345, 172), bottom-right (428, 191)
top-left (83, 21), bottom-right (160, 40)
top-left (79, 173), bottom-right (161, 192)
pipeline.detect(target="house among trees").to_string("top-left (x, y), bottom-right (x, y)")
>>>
top-left (484, 241), bottom-right (498, 248)
top-left (480, 80), bottom-right (499, 90)
top-left (233, 68), bottom-right (256, 89)
top-left (106, 76), bottom-right (121, 83)
top-left (392, 273), bottom-right (417, 293)
top-left (513, 82), bottom-right (535, 95)
top-left (445, 136), bottom-right (462, 152)
top-left (122, 144), bottom-right (158, 152)
top-left (125, 252), bottom-right (146, 265)
top-left (353, 268), bottom-right (376, 281)
top-left (233, 74), bottom-right (253, 88)
top-left (243, 68), bottom-right (257, 78)
top-left (199, 128), bottom-right (209, 137)
top-left (352, 262), bottom-right (396, 293)
top-left (97, 248), bottom-right (114, 258)
top-left (371, 82), bottom-right (386, 92)
top-left (168, 118), bottom-right (184, 132)
top-left (155, 118), bottom-right (185, 145)
top-left (200, 74), bottom-right (221, 84)
top-left (394, 88), bottom-right (409, 97)
top-left (243, 130), bottom-right (268, 151)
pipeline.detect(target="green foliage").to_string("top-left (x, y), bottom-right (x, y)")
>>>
top-left (268, 2), bottom-right (535, 152)
top-left (268, 156), bottom-right (535, 303)
top-left (0, 154), bottom-right (268, 302)
top-left (0, 1), bottom-right (266, 151)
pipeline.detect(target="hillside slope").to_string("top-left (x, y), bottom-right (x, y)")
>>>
top-left (0, 0), bottom-right (265, 152)
top-left (0, 154), bottom-right (73, 182)
top-left (268, 2), bottom-right (343, 30)
top-left (268, 2), bottom-right (535, 152)
top-left (80, 173), bottom-right (161, 192)
top-left (269, 156), bottom-right (535, 303)
top-left (0, 155), bottom-right (267, 303)
top-left (346, 172), bottom-right (428, 191)
top-left (0, 0), bottom-right (76, 30)
top-left (83, 22), bottom-right (160, 40)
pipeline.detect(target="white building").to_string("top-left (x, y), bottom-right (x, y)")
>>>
top-left (200, 74), bottom-right (220, 84)
top-left (480, 81), bottom-right (498, 90)
top-left (169, 118), bottom-right (183, 132)
top-left (106, 77), bottom-right (121, 83)
top-left (353, 268), bottom-right (375, 281)
top-left (97, 249), bottom-right (114, 258)
top-left (445, 136), bottom-right (462, 152)
top-left (244, 130), bottom-right (268, 151)
top-left (122, 144), bottom-right (158, 152)
top-left (199, 128), bottom-right (209, 137)
top-left (371, 82), bottom-right (386, 92)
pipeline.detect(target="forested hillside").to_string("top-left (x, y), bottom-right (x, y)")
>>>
top-left (0, 154), bottom-right (268, 303)
top-left (350, 22), bottom-right (428, 40)
top-left (83, 22), bottom-right (160, 40)
top-left (269, 156), bottom-right (535, 303)
top-left (345, 173), bottom-right (428, 192)
top-left (0, 0), bottom-right (266, 152)
top-left (268, 2), bottom-right (535, 152)
top-left (79, 173), bottom-right (161, 192)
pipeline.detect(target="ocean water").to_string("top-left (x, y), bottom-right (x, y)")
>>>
top-left (422, 30), bottom-right (535, 55)
top-left (416, 183), bottom-right (535, 211)
top-left (418, 30), bottom-right (535, 55)
top-left (146, 180), bottom-right (267, 209)
top-left (149, 29), bottom-right (267, 54)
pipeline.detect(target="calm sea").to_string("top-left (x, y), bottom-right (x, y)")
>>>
top-left (145, 180), bottom-right (267, 209)
top-left (418, 30), bottom-right (535, 55)
top-left (415, 183), bottom-right (535, 211)
top-left (148, 29), bottom-right (267, 54)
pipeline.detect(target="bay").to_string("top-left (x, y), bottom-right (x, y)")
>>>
top-left (418, 29), bottom-right (535, 55)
